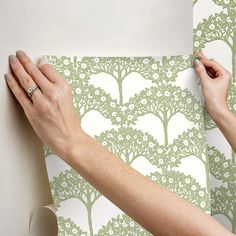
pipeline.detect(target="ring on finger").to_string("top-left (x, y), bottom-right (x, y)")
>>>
top-left (27, 85), bottom-right (40, 99)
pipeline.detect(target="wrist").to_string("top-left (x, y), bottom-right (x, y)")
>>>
top-left (59, 127), bottom-right (90, 162)
top-left (206, 103), bottom-right (233, 124)
top-left (205, 100), bottom-right (231, 120)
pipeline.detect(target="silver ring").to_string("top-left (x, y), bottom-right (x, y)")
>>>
top-left (27, 85), bottom-right (39, 99)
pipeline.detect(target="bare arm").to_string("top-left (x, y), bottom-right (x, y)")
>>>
top-left (194, 51), bottom-right (236, 152)
top-left (210, 107), bottom-right (236, 152)
top-left (67, 129), bottom-right (233, 236)
top-left (5, 50), bottom-right (234, 236)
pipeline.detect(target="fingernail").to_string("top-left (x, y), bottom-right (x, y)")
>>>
top-left (16, 50), bottom-right (26, 57)
top-left (4, 73), bottom-right (11, 81)
top-left (9, 55), bottom-right (17, 63)
top-left (39, 57), bottom-right (49, 65)
top-left (194, 51), bottom-right (202, 58)
top-left (193, 58), bottom-right (201, 67)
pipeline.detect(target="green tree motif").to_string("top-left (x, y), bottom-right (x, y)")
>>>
top-left (43, 55), bottom-right (196, 130)
top-left (140, 127), bottom-right (209, 175)
top-left (80, 56), bottom-right (194, 105)
top-left (70, 80), bottom-right (124, 124)
top-left (123, 84), bottom-right (203, 146)
top-left (50, 169), bottom-right (101, 236)
top-left (193, 0), bottom-right (236, 163)
top-left (211, 186), bottom-right (236, 233)
top-left (203, 109), bottom-right (217, 130)
top-left (208, 146), bottom-right (236, 187)
top-left (150, 127), bottom-right (211, 191)
top-left (171, 127), bottom-right (207, 163)
top-left (144, 55), bottom-right (195, 85)
top-left (228, 82), bottom-right (236, 116)
top-left (213, 0), bottom-right (236, 16)
top-left (96, 214), bottom-right (152, 236)
top-left (147, 170), bottom-right (211, 213)
top-left (43, 56), bottom-right (125, 126)
top-left (81, 57), bottom-right (153, 106)
top-left (94, 127), bottom-right (159, 165)
top-left (43, 55), bottom-right (92, 83)
top-left (58, 217), bottom-right (88, 236)
top-left (207, 146), bottom-right (236, 232)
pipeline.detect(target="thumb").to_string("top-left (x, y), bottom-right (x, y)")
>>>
top-left (193, 58), bottom-right (210, 84)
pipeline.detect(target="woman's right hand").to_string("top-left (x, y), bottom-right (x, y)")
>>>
top-left (193, 51), bottom-right (232, 120)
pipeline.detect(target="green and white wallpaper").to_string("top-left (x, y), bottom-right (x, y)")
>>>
top-left (44, 55), bottom-right (211, 235)
top-left (194, 0), bottom-right (236, 233)
top-left (41, 0), bottom-right (236, 235)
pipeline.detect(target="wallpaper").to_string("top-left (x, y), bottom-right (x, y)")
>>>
top-left (193, 0), bottom-right (236, 233)
top-left (43, 54), bottom-right (211, 235)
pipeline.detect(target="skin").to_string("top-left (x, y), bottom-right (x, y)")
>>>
top-left (4, 50), bottom-right (236, 236)
top-left (194, 51), bottom-right (236, 153)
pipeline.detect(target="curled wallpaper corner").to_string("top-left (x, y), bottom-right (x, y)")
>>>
top-left (29, 204), bottom-right (58, 236)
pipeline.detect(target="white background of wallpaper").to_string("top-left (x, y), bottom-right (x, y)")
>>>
top-left (0, 0), bottom-right (192, 235)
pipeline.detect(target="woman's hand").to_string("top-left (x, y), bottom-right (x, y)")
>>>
top-left (193, 51), bottom-right (232, 119)
top-left (193, 51), bottom-right (236, 153)
top-left (4, 50), bottom-right (83, 159)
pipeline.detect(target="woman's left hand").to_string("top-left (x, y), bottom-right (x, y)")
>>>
top-left (5, 50), bottom-right (83, 159)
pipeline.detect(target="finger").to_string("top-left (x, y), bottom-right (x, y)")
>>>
top-left (8, 55), bottom-right (43, 102)
top-left (194, 51), bottom-right (216, 75)
top-left (194, 51), bottom-right (225, 73)
top-left (15, 50), bottom-right (52, 91)
top-left (38, 62), bottom-right (64, 84)
top-left (194, 50), bottom-right (207, 60)
top-left (193, 59), bottom-right (210, 84)
top-left (4, 73), bottom-right (33, 111)
top-left (205, 69), bottom-right (214, 78)
top-left (200, 58), bottom-right (226, 76)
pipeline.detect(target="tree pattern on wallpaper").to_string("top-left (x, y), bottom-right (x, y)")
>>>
top-left (44, 55), bottom-right (211, 236)
top-left (193, 0), bottom-right (236, 232)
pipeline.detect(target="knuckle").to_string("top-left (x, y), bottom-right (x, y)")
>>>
top-left (59, 82), bottom-right (72, 95)
top-left (16, 91), bottom-right (23, 99)
top-left (55, 74), bottom-right (66, 84)
top-left (31, 67), bottom-right (41, 78)
top-left (14, 65), bottom-right (22, 74)
top-left (62, 82), bottom-right (70, 91)
top-left (66, 85), bottom-right (72, 93)
top-left (10, 84), bottom-right (18, 93)
top-left (22, 76), bottom-right (32, 87)
top-left (66, 86), bottom-right (73, 96)
top-left (40, 63), bottom-right (52, 72)
top-left (48, 91), bottom-right (60, 102)
top-left (37, 102), bottom-right (50, 113)
top-left (195, 65), bottom-right (203, 73)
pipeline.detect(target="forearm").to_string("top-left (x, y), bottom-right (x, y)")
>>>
top-left (63, 129), bottom-right (233, 236)
top-left (210, 107), bottom-right (236, 153)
